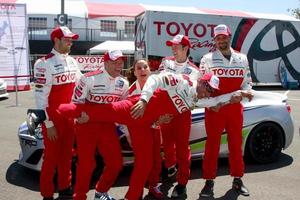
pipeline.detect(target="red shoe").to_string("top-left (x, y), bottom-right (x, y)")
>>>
top-left (149, 186), bottom-right (164, 199)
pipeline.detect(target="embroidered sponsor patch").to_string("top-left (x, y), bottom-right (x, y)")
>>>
top-left (36, 67), bottom-right (46, 73)
top-left (35, 73), bottom-right (45, 78)
top-left (115, 79), bottom-right (124, 88)
top-left (94, 84), bottom-right (105, 88)
top-left (34, 77), bottom-right (46, 84)
top-left (183, 67), bottom-right (192, 74)
top-left (54, 64), bottom-right (63, 68)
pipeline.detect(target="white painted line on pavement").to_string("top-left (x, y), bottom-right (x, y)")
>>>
top-left (284, 90), bottom-right (290, 96)
top-left (288, 98), bottom-right (300, 101)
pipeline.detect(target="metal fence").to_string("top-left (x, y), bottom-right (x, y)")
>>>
top-left (29, 54), bottom-right (135, 81)
top-left (28, 28), bottom-right (135, 41)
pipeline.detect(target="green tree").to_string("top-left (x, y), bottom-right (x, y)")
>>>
top-left (288, 0), bottom-right (300, 19)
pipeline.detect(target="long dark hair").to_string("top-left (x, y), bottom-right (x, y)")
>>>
top-left (125, 58), bottom-right (148, 85)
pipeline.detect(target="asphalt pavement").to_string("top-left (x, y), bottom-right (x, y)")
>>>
top-left (0, 88), bottom-right (299, 200)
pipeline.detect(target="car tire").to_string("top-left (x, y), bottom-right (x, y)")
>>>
top-left (245, 122), bottom-right (284, 164)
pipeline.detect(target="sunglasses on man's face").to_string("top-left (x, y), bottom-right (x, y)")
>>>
top-left (203, 81), bottom-right (215, 93)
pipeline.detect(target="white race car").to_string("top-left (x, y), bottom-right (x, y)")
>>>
top-left (0, 78), bottom-right (9, 99)
top-left (17, 90), bottom-right (294, 171)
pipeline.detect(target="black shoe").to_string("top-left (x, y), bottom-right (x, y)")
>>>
top-left (200, 180), bottom-right (214, 198)
top-left (94, 192), bottom-right (116, 200)
top-left (232, 178), bottom-right (250, 196)
top-left (43, 198), bottom-right (54, 200)
top-left (167, 165), bottom-right (177, 178)
top-left (171, 184), bottom-right (187, 198)
top-left (58, 186), bottom-right (73, 199)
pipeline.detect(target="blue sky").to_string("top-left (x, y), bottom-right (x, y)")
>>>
top-left (88, 0), bottom-right (300, 15)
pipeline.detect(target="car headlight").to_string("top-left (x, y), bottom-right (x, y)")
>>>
top-left (18, 128), bottom-right (29, 136)
top-left (18, 123), bottom-right (43, 140)
top-left (18, 122), bottom-right (29, 135)
top-left (34, 125), bottom-right (43, 140)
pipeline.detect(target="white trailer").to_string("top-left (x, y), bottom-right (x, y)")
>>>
top-left (135, 8), bottom-right (300, 86)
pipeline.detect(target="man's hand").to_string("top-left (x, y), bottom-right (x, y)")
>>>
top-left (46, 126), bottom-right (57, 141)
top-left (230, 93), bottom-right (243, 104)
top-left (76, 112), bottom-right (89, 124)
top-left (241, 90), bottom-right (254, 102)
top-left (130, 99), bottom-right (147, 119)
top-left (209, 102), bottom-right (225, 112)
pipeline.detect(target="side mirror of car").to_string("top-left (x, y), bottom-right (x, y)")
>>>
top-left (26, 109), bottom-right (46, 136)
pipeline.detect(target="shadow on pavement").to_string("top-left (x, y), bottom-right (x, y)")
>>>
top-left (0, 97), bottom-right (9, 101)
top-left (253, 85), bottom-right (299, 91)
top-left (6, 153), bottom-right (293, 194)
top-left (189, 153), bottom-right (293, 180)
top-left (197, 189), bottom-right (239, 200)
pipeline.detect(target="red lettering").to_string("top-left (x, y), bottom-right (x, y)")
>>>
top-left (55, 72), bottom-right (76, 83)
top-left (61, 75), bottom-right (67, 82)
top-left (76, 57), bottom-right (102, 64)
top-left (171, 94), bottom-right (189, 113)
top-left (77, 57), bottom-right (83, 63)
top-left (174, 98), bottom-right (183, 106)
top-left (211, 68), bottom-right (244, 76)
top-left (194, 23), bottom-right (206, 38)
top-left (217, 69), bottom-right (223, 75)
top-left (153, 21), bottom-right (165, 35)
top-left (153, 21), bottom-right (217, 38)
top-left (90, 57), bottom-right (96, 63)
top-left (90, 95), bottom-right (120, 103)
top-left (166, 22), bottom-right (180, 36)
top-left (181, 22), bottom-right (193, 36)
top-left (207, 24), bottom-right (217, 37)
top-left (107, 96), bottom-right (114, 102)
top-left (0, 4), bottom-right (16, 10)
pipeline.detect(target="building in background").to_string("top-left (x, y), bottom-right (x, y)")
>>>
top-left (2, 0), bottom-right (300, 87)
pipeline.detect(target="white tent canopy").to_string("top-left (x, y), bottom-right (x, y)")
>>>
top-left (88, 41), bottom-right (135, 54)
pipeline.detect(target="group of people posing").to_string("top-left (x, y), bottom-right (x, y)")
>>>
top-left (34, 24), bottom-right (253, 200)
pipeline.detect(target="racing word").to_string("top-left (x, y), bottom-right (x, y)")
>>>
top-left (89, 94), bottom-right (120, 103)
top-left (153, 21), bottom-right (217, 38)
top-left (171, 94), bottom-right (189, 113)
top-left (190, 38), bottom-right (216, 52)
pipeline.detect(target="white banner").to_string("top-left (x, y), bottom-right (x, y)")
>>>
top-left (0, 3), bottom-right (30, 91)
top-left (137, 10), bottom-right (300, 83)
top-left (73, 55), bottom-right (104, 72)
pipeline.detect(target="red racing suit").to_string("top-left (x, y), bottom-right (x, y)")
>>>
top-left (34, 49), bottom-right (81, 198)
top-left (158, 56), bottom-right (202, 185)
top-left (199, 48), bottom-right (252, 179)
top-left (58, 72), bottom-right (237, 200)
top-left (120, 81), bottom-right (163, 189)
top-left (72, 68), bottom-right (129, 200)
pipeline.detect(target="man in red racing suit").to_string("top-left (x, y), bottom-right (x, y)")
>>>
top-left (58, 73), bottom-right (252, 200)
top-left (199, 24), bottom-right (252, 198)
top-left (71, 50), bottom-right (129, 200)
top-left (34, 26), bottom-right (81, 200)
top-left (158, 35), bottom-right (202, 198)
